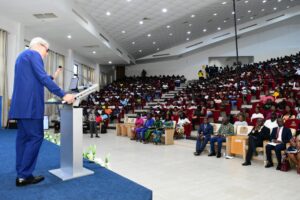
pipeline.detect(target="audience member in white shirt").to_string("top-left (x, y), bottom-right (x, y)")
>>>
top-left (251, 107), bottom-right (264, 122)
top-left (264, 113), bottom-right (278, 132)
top-left (234, 114), bottom-right (248, 126)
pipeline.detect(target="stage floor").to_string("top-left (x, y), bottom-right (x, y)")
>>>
top-left (0, 129), bottom-right (152, 200)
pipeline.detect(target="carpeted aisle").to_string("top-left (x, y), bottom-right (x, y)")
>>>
top-left (0, 129), bottom-right (152, 200)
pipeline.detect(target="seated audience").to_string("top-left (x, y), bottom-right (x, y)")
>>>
top-left (282, 105), bottom-right (296, 123)
top-left (150, 115), bottom-right (163, 144)
top-left (208, 116), bottom-right (234, 158)
top-left (234, 114), bottom-right (248, 126)
top-left (264, 112), bottom-right (279, 132)
top-left (251, 107), bottom-right (264, 122)
top-left (175, 113), bottom-right (191, 138)
top-left (136, 113), bottom-right (155, 143)
top-left (131, 113), bottom-right (144, 140)
top-left (265, 118), bottom-right (292, 170)
top-left (287, 132), bottom-right (300, 174)
top-left (242, 118), bottom-right (270, 166)
top-left (194, 118), bottom-right (213, 156)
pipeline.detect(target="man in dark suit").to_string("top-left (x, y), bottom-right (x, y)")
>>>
top-left (265, 118), bottom-right (292, 170)
top-left (9, 37), bottom-right (75, 186)
top-left (194, 118), bottom-right (213, 156)
top-left (242, 118), bottom-right (270, 166)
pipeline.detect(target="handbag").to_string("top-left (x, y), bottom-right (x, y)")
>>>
top-left (280, 154), bottom-right (290, 172)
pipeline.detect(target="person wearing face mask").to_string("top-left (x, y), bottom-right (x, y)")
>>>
top-left (9, 37), bottom-right (75, 186)
top-left (265, 118), bottom-right (292, 170)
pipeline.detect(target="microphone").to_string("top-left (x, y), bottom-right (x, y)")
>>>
top-left (59, 66), bottom-right (92, 85)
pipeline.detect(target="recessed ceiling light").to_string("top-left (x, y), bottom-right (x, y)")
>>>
top-left (127, 0), bottom-right (131, 2)
top-left (245, 0), bottom-right (248, 3)
top-left (67, 35), bottom-right (72, 39)
top-left (261, 8), bottom-right (265, 11)
top-left (213, 13), bottom-right (218, 16)
top-left (232, 11), bottom-right (235, 15)
top-left (277, 0), bottom-right (281, 2)
top-left (237, 18), bottom-right (241, 21)
top-left (224, 20), bottom-right (227, 23)
top-left (132, 41), bottom-right (135, 45)
top-left (250, 16), bottom-right (254, 19)
top-left (287, 5), bottom-right (290, 8)
top-left (169, 33), bottom-right (173, 36)
top-left (186, 38), bottom-right (190, 41)
top-left (106, 11), bottom-right (111, 16)
top-left (187, 31), bottom-right (191, 35)
top-left (139, 50), bottom-right (142, 53)
top-left (222, 2), bottom-right (227, 5)
top-left (262, 0), bottom-right (267, 3)
top-left (248, 10), bottom-right (251, 13)
top-left (108, 61), bottom-right (112, 64)
top-left (217, 27), bottom-right (221, 30)
top-left (203, 29), bottom-right (207, 32)
top-left (121, 30), bottom-right (126, 34)
top-left (153, 41), bottom-right (156, 45)
top-left (166, 25), bottom-right (171, 28)
top-left (157, 48), bottom-right (160, 51)
top-left (147, 33), bottom-right (151, 37)
top-left (191, 14), bottom-right (195, 18)
top-left (139, 21), bottom-right (144, 25)
top-left (92, 51), bottom-right (96, 54)
top-left (189, 23), bottom-right (192, 27)
top-left (273, 7), bottom-right (277, 10)
top-left (162, 8), bottom-right (168, 13)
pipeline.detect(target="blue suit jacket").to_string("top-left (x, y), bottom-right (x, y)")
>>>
top-left (198, 123), bottom-right (213, 136)
top-left (9, 50), bottom-right (65, 119)
top-left (270, 127), bottom-right (292, 144)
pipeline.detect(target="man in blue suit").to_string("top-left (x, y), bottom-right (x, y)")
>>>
top-left (9, 37), bottom-right (75, 186)
top-left (194, 118), bottom-right (213, 156)
top-left (265, 118), bottom-right (292, 170)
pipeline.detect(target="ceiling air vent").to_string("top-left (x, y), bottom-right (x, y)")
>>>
top-left (152, 53), bottom-right (170, 57)
top-left (266, 14), bottom-right (285, 22)
top-left (99, 33), bottom-right (110, 43)
top-left (72, 9), bottom-right (88, 24)
top-left (33, 13), bottom-right (57, 19)
top-left (213, 33), bottom-right (231, 39)
top-left (186, 41), bottom-right (203, 49)
top-left (116, 48), bottom-right (123, 55)
top-left (239, 24), bottom-right (257, 31)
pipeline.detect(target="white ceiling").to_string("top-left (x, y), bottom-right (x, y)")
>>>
top-left (0, 0), bottom-right (299, 65)
top-left (75, 0), bottom-right (300, 59)
top-left (0, 0), bottom-right (129, 64)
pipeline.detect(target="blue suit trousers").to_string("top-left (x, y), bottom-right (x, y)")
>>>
top-left (16, 119), bottom-right (44, 179)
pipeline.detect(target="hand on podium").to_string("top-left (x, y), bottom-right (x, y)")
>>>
top-left (63, 94), bottom-right (76, 104)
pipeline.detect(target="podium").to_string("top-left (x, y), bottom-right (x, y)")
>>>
top-left (49, 84), bottom-right (98, 181)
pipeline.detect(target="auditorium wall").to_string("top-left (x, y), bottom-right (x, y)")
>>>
top-left (126, 15), bottom-right (300, 80)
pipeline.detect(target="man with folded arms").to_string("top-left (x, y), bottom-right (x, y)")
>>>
top-left (265, 118), bottom-right (292, 170)
top-left (9, 37), bottom-right (75, 186)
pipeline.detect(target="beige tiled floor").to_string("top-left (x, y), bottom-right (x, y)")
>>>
top-left (83, 130), bottom-right (299, 200)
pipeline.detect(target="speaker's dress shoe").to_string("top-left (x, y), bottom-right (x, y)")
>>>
top-left (276, 164), bottom-right (281, 170)
top-left (16, 176), bottom-right (45, 187)
top-left (216, 153), bottom-right (221, 158)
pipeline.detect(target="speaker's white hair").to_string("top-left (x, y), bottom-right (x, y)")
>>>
top-left (29, 37), bottom-right (49, 49)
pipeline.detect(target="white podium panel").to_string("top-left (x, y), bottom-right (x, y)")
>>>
top-left (49, 105), bottom-right (94, 181)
